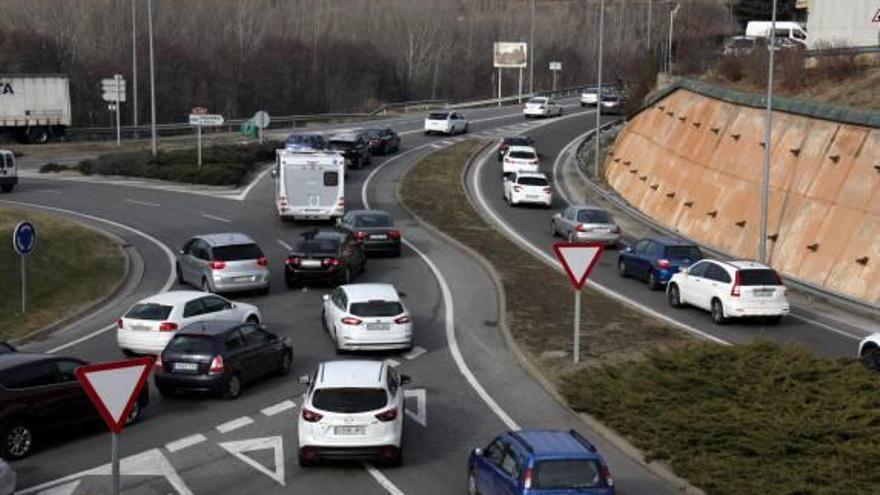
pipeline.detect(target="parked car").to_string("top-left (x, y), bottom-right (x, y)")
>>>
top-left (284, 132), bottom-right (327, 151)
top-left (523, 97), bottom-right (563, 118)
top-left (617, 238), bottom-right (702, 289)
top-left (154, 320), bottom-right (293, 400)
top-left (551, 206), bottom-right (621, 245)
top-left (176, 233), bottom-right (270, 295)
top-left (467, 429), bottom-right (615, 495)
top-left (503, 172), bottom-right (552, 208)
top-left (0, 352), bottom-right (149, 459)
top-left (667, 260), bottom-right (790, 325)
top-left (424, 111), bottom-right (468, 135)
top-left (858, 334), bottom-right (880, 371)
top-left (116, 291), bottom-right (261, 355)
top-left (497, 136), bottom-right (534, 162)
top-left (298, 360), bottom-right (410, 466)
top-left (0, 150), bottom-right (16, 193)
top-left (322, 284), bottom-right (413, 353)
top-left (328, 132), bottom-right (371, 169)
top-left (501, 145), bottom-right (540, 175)
top-left (335, 210), bottom-right (402, 257)
top-left (363, 128), bottom-right (401, 155)
top-left (284, 230), bottom-right (367, 287)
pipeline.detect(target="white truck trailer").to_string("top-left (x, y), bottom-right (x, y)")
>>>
top-left (0, 75), bottom-right (71, 144)
top-left (274, 148), bottom-right (346, 221)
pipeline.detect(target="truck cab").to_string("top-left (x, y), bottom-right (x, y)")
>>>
top-left (0, 150), bottom-right (17, 192)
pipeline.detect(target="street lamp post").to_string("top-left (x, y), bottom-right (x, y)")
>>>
top-left (667, 2), bottom-right (680, 73)
top-left (131, 0), bottom-right (138, 132)
top-left (593, 0), bottom-right (605, 178)
top-left (759, 0), bottom-right (778, 263)
top-left (529, 0), bottom-right (535, 94)
top-left (647, 0), bottom-right (653, 50)
top-left (147, 0), bottom-right (157, 157)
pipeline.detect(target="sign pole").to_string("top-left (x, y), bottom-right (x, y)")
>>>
top-left (197, 122), bottom-right (202, 168)
top-left (115, 74), bottom-right (122, 146)
top-left (552, 70), bottom-right (557, 92)
top-left (573, 289), bottom-right (581, 363)
top-left (517, 67), bottom-right (523, 103)
top-left (20, 255), bottom-right (26, 314)
top-left (111, 431), bottom-right (120, 495)
top-left (497, 68), bottom-right (502, 107)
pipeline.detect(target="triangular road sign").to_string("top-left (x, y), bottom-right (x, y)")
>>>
top-left (552, 242), bottom-right (604, 290)
top-left (74, 357), bottom-right (153, 434)
top-left (873, 8), bottom-right (880, 22)
top-left (219, 436), bottom-right (285, 486)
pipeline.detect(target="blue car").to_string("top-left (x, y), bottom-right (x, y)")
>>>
top-left (467, 429), bottom-right (615, 495)
top-left (283, 132), bottom-right (327, 151)
top-left (617, 237), bottom-right (702, 290)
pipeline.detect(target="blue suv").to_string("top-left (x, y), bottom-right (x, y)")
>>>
top-left (467, 429), bottom-right (615, 495)
top-left (617, 237), bottom-right (702, 290)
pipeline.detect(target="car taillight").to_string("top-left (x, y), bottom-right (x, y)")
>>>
top-left (322, 257), bottom-right (341, 267)
top-left (209, 260), bottom-right (226, 270)
top-left (529, 159), bottom-right (538, 164)
top-left (337, 199), bottom-right (345, 207)
top-left (341, 317), bottom-right (362, 325)
top-left (209, 355), bottom-right (224, 374)
top-left (523, 467), bottom-right (534, 489)
top-left (256, 257), bottom-right (267, 267)
top-left (286, 256), bottom-right (301, 266)
top-left (576, 224), bottom-right (587, 232)
top-left (278, 197), bottom-right (288, 207)
top-left (394, 315), bottom-right (411, 324)
top-left (602, 464), bottom-right (614, 487)
top-left (116, 319), bottom-right (123, 329)
top-left (158, 321), bottom-right (178, 332)
top-left (354, 231), bottom-right (368, 241)
top-left (375, 407), bottom-right (398, 422)
top-left (731, 270), bottom-right (742, 297)
top-left (657, 259), bottom-right (671, 269)
top-left (301, 407), bottom-right (323, 422)
top-left (388, 230), bottom-right (401, 239)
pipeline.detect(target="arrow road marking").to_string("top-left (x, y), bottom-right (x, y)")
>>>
top-left (218, 436), bottom-right (285, 486)
top-left (404, 388), bottom-right (426, 427)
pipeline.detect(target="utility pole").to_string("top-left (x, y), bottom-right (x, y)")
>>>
top-left (147, 0), bottom-right (157, 157)
top-left (647, 0), bottom-right (653, 51)
top-left (667, 3), bottom-right (680, 72)
top-left (529, 0), bottom-right (535, 94)
top-left (594, 0), bottom-right (605, 178)
top-left (759, 0), bottom-right (778, 264)
top-left (131, 0), bottom-right (138, 134)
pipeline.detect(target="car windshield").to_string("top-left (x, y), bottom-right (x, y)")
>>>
top-left (577, 209), bottom-right (612, 223)
top-left (354, 214), bottom-right (393, 228)
top-left (518, 177), bottom-right (548, 186)
top-left (533, 460), bottom-right (605, 489)
top-left (312, 388), bottom-right (388, 413)
top-left (166, 335), bottom-right (215, 354)
top-left (738, 269), bottom-right (782, 286)
top-left (328, 140), bottom-right (355, 150)
top-left (666, 246), bottom-right (702, 260)
top-left (428, 112), bottom-right (448, 120)
top-left (349, 301), bottom-right (404, 317)
top-left (364, 129), bottom-right (382, 139)
top-left (296, 239), bottom-right (339, 254)
top-left (126, 303), bottom-right (172, 320)
top-left (508, 151), bottom-right (536, 160)
top-left (212, 243), bottom-right (263, 261)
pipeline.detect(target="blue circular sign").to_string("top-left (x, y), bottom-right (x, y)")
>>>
top-left (13, 221), bottom-right (36, 256)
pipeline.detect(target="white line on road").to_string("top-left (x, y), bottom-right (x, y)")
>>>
top-left (276, 239), bottom-right (292, 251)
top-left (125, 198), bottom-right (160, 207)
top-left (260, 400), bottom-right (297, 416)
top-left (364, 464), bottom-right (407, 495)
top-left (215, 416), bottom-right (254, 434)
top-left (165, 434), bottom-right (207, 453)
top-left (401, 346), bottom-right (427, 360)
top-left (34, 189), bottom-right (62, 194)
top-left (430, 143), bottom-right (443, 149)
top-left (202, 213), bottom-right (232, 223)
top-left (384, 358), bottom-right (401, 368)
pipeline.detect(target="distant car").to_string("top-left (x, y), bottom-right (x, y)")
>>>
top-left (551, 206), bottom-right (621, 245)
top-left (467, 429), bottom-right (615, 495)
top-left (617, 238), bottom-right (703, 290)
top-left (328, 132), bottom-right (371, 169)
top-left (501, 145), bottom-right (540, 175)
top-left (154, 320), bottom-right (293, 400)
top-left (116, 291), bottom-right (261, 355)
top-left (176, 233), bottom-right (270, 295)
top-left (424, 111), bottom-right (468, 135)
top-left (723, 35), bottom-right (759, 56)
top-left (580, 86), bottom-right (599, 107)
top-left (0, 150), bottom-right (16, 193)
top-left (0, 459), bottom-right (14, 494)
top-left (523, 97), bottom-right (563, 118)
top-left (503, 171), bottom-right (552, 208)
top-left (667, 260), bottom-right (790, 325)
top-left (0, 352), bottom-right (149, 459)
top-left (284, 132), bottom-right (327, 151)
top-left (363, 128), bottom-right (401, 155)
top-left (284, 230), bottom-right (367, 287)
top-left (497, 136), bottom-right (534, 161)
top-left (858, 334), bottom-right (880, 371)
top-left (322, 284), bottom-right (413, 353)
top-left (336, 210), bottom-right (402, 257)
top-left (598, 92), bottom-right (625, 115)
top-left (298, 360), bottom-right (410, 466)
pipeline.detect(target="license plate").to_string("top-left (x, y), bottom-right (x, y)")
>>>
top-left (234, 276), bottom-right (255, 283)
top-left (367, 322), bottom-right (390, 331)
top-left (130, 324), bottom-right (151, 331)
top-left (370, 234), bottom-right (387, 240)
top-left (174, 362), bottom-right (198, 371)
top-left (754, 289), bottom-right (775, 297)
top-left (526, 195), bottom-right (539, 199)
top-left (301, 260), bottom-right (321, 268)
top-left (334, 426), bottom-right (365, 435)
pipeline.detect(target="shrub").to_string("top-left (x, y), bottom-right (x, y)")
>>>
top-left (39, 162), bottom-right (68, 173)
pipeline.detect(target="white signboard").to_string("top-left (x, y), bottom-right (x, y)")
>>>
top-left (189, 114), bottom-right (225, 126)
top-left (549, 61), bottom-right (562, 71)
top-left (494, 42), bottom-right (528, 68)
top-left (101, 77), bottom-right (126, 103)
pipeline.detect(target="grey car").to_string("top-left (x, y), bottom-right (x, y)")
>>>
top-left (176, 233), bottom-right (270, 295)
top-left (551, 206), bottom-right (622, 245)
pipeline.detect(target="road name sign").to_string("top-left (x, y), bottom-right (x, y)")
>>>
top-left (188, 114), bottom-right (225, 126)
top-left (101, 76), bottom-right (127, 103)
top-left (75, 357), bottom-right (154, 433)
top-left (553, 242), bottom-right (604, 290)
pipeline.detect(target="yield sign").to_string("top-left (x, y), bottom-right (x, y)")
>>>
top-left (74, 357), bottom-right (154, 433)
top-left (552, 242), bottom-right (604, 290)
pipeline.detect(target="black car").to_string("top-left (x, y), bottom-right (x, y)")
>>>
top-left (328, 132), bottom-right (371, 169)
top-left (363, 128), bottom-right (401, 155)
top-left (154, 320), bottom-right (293, 400)
top-left (0, 352), bottom-right (149, 459)
top-left (335, 209), bottom-right (402, 257)
top-left (497, 136), bottom-right (534, 161)
top-left (284, 230), bottom-right (367, 287)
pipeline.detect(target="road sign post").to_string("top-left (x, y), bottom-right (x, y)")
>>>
top-left (12, 221), bottom-right (36, 314)
top-left (549, 61), bottom-right (562, 92)
top-left (188, 109), bottom-right (224, 168)
top-left (552, 242), bottom-right (604, 363)
top-left (253, 111), bottom-right (271, 145)
top-left (102, 75), bottom-right (126, 146)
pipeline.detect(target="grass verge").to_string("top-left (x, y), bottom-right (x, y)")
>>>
top-left (0, 208), bottom-right (125, 340)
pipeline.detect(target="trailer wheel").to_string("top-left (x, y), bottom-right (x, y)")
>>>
top-left (26, 127), bottom-right (50, 145)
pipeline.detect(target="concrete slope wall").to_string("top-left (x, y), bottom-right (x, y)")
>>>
top-left (605, 89), bottom-right (880, 305)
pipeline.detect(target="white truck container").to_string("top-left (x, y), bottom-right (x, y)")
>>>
top-left (0, 75), bottom-right (71, 144)
top-left (274, 148), bottom-right (345, 221)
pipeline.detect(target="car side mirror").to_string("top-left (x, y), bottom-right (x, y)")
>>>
top-left (270, 169), bottom-right (278, 178)
top-left (322, 294), bottom-right (330, 302)
top-left (473, 448), bottom-right (484, 457)
top-left (680, 267), bottom-right (689, 275)
top-left (298, 375), bottom-right (311, 385)
top-left (178, 249), bottom-right (185, 255)
top-left (399, 374), bottom-right (411, 386)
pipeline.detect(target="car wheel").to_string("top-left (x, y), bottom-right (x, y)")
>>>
top-left (393, 246), bottom-right (402, 258)
top-left (122, 348), bottom-right (138, 358)
top-left (860, 345), bottom-right (880, 371)
top-left (1, 420), bottom-right (33, 459)
top-left (617, 260), bottom-right (627, 278)
top-left (668, 284), bottom-right (682, 308)
top-left (277, 351), bottom-right (292, 376)
top-left (125, 400), bottom-right (142, 425)
top-left (256, 286), bottom-right (270, 296)
top-left (223, 373), bottom-right (242, 400)
top-left (386, 447), bottom-right (402, 467)
top-left (0, 185), bottom-right (13, 193)
top-left (246, 315), bottom-right (260, 325)
top-left (463, 123), bottom-right (469, 134)
top-left (765, 315), bottom-right (782, 326)
top-left (176, 263), bottom-right (185, 285)
top-left (567, 232), bottom-right (575, 243)
top-left (467, 468), bottom-right (480, 495)
top-left (647, 271), bottom-right (660, 290)
top-left (711, 299), bottom-right (726, 325)
top-left (298, 449), bottom-right (317, 467)
top-left (201, 278), bottom-right (212, 293)
top-left (157, 386), bottom-right (174, 398)
top-left (285, 274), bottom-right (298, 289)
top-left (340, 267), bottom-right (352, 285)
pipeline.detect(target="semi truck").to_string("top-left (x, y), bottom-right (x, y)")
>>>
top-left (0, 75), bottom-right (71, 144)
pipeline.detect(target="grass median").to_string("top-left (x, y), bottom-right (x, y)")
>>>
top-left (0, 208), bottom-right (126, 340)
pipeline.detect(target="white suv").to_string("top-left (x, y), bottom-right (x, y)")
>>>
top-left (667, 260), bottom-right (789, 325)
top-left (298, 360), bottom-right (410, 466)
top-left (503, 171), bottom-right (553, 208)
top-left (321, 284), bottom-right (413, 352)
top-left (501, 145), bottom-right (539, 175)
top-left (424, 111), bottom-right (468, 135)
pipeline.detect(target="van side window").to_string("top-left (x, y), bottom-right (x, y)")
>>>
top-left (324, 172), bottom-right (338, 187)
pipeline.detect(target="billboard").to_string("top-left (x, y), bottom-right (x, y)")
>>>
top-left (494, 42), bottom-right (528, 68)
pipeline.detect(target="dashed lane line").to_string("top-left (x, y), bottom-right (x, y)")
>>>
top-left (364, 464), bottom-right (407, 495)
top-left (260, 400), bottom-right (297, 417)
top-left (201, 213), bottom-right (232, 223)
top-left (430, 143), bottom-right (443, 149)
top-left (276, 239), bottom-right (292, 251)
top-left (165, 434), bottom-right (207, 453)
top-left (401, 346), bottom-right (427, 360)
top-left (126, 198), bottom-right (161, 207)
top-left (215, 416), bottom-right (255, 434)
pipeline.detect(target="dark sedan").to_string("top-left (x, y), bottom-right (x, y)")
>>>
top-left (363, 128), bottom-right (401, 155)
top-left (335, 210), bottom-right (402, 257)
top-left (154, 320), bottom-right (293, 400)
top-left (497, 136), bottom-right (534, 161)
top-left (328, 132), bottom-right (371, 169)
top-left (284, 230), bottom-right (367, 287)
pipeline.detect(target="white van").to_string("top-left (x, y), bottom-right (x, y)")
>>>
top-left (0, 149), bottom-right (17, 193)
top-left (274, 148), bottom-right (345, 221)
top-left (745, 21), bottom-right (807, 46)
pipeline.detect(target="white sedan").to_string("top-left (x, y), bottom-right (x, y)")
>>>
top-left (523, 97), bottom-right (563, 118)
top-left (322, 284), bottom-right (413, 352)
top-left (424, 111), bottom-right (468, 135)
top-left (116, 290), bottom-right (261, 355)
top-left (501, 145), bottom-right (540, 175)
top-left (503, 171), bottom-right (553, 207)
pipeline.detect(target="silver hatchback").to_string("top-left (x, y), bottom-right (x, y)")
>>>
top-left (551, 206), bottom-right (622, 246)
top-left (176, 233), bottom-right (270, 295)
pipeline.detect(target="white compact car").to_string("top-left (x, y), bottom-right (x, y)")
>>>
top-left (424, 111), bottom-right (468, 135)
top-left (523, 97), bottom-right (563, 118)
top-left (503, 171), bottom-right (552, 207)
top-left (858, 334), bottom-right (880, 370)
top-left (501, 145), bottom-right (539, 175)
top-left (117, 291), bottom-right (262, 355)
top-left (298, 360), bottom-right (410, 466)
top-left (667, 260), bottom-right (789, 325)
top-left (322, 284), bottom-right (413, 352)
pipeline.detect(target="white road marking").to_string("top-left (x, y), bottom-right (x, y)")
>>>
top-left (34, 189), bottom-right (62, 194)
top-left (364, 464), bottom-right (407, 495)
top-left (202, 213), bottom-right (232, 223)
top-left (441, 140), bottom-right (454, 145)
top-left (384, 358), bottom-right (401, 368)
top-left (125, 198), bottom-right (160, 207)
top-left (219, 436), bottom-right (285, 486)
top-left (165, 433), bottom-right (207, 453)
top-left (276, 239), bottom-right (292, 251)
top-left (401, 346), bottom-right (427, 360)
top-left (260, 400), bottom-right (297, 416)
top-left (404, 388), bottom-right (427, 426)
top-left (215, 416), bottom-right (254, 433)
top-left (239, 165), bottom-right (274, 200)
top-left (430, 143), bottom-right (443, 149)
top-left (35, 480), bottom-right (80, 495)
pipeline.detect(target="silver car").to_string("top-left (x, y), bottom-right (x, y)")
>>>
top-left (551, 206), bottom-right (621, 245)
top-left (176, 233), bottom-right (270, 294)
